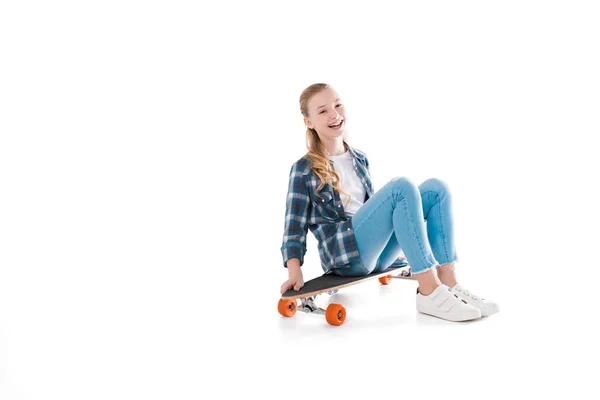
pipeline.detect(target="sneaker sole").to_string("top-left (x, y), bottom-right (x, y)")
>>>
top-left (417, 306), bottom-right (481, 322)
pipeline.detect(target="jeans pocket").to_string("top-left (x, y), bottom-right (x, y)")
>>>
top-left (332, 258), bottom-right (369, 277)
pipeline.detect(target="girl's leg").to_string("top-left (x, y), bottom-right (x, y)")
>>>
top-left (339, 177), bottom-right (440, 283)
top-left (413, 178), bottom-right (498, 317)
top-left (368, 233), bottom-right (441, 296)
top-left (366, 178), bottom-right (458, 293)
top-left (340, 177), bottom-right (482, 321)
top-left (418, 178), bottom-right (459, 287)
top-left (371, 232), bottom-right (404, 273)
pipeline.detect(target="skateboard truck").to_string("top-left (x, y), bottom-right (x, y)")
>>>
top-left (392, 267), bottom-right (414, 279)
top-left (297, 296), bottom-right (325, 315)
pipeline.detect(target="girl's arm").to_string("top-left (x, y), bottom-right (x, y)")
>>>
top-left (280, 163), bottom-right (311, 269)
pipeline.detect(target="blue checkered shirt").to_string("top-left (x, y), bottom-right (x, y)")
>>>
top-left (280, 145), bottom-right (407, 273)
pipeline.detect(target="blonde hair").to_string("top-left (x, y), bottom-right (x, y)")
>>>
top-left (299, 83), bottom-right (352, 208)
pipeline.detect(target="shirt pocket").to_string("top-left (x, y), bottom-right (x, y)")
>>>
top-left (312, 189), bottom-right (340, 222)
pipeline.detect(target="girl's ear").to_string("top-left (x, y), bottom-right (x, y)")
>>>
top-left (304, 117), bottom-right (313, 129)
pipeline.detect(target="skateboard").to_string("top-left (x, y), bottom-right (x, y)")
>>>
top-left (278, 266), bottom-right (415, 326)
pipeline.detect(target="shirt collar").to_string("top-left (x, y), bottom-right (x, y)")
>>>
top-left (302, 141), bottom-right (365, 176)
top-left (345, 141), bottom-right (365, 162)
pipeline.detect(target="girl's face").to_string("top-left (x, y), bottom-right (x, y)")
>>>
top-left (304, 87), bottom-right (346, 141)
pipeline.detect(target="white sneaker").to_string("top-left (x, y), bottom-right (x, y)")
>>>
top-left (450, 284), bottom-right (499, 317)
top-left (416, 284), bottom-right (481, 322)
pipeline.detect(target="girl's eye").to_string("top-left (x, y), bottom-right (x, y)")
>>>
top-left (320, 105), bottom-right (342, 114)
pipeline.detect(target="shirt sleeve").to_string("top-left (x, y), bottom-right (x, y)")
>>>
top-left (280, 163), bottom-right (311, 268)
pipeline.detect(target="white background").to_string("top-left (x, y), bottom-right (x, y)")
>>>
top-left (1, 1), bottom-right (599, 399)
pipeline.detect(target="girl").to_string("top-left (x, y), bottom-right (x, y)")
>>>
top-left (280, 83), bottom-right (499, 322)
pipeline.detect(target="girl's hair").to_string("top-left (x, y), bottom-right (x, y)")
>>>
top-left (299, 83), bottom-right (351, 208)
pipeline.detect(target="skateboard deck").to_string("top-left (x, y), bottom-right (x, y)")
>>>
top-left (278, 266), bottom-right (415, 326)
top-left (281, 265), bottom-right (414, 300)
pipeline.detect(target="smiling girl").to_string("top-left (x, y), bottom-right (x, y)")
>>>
top-left (279, 83), bottom-right (499, 322)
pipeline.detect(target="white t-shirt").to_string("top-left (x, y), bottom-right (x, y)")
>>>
top-left (329, 150), bottom-right (366, 217)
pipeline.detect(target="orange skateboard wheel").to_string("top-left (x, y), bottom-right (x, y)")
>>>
top-left (278, 299), bottom-right (297, 317)
top-left (325, 303), bottom-right (346, 326)
top-left (378, 275), bottom-right (392, 285)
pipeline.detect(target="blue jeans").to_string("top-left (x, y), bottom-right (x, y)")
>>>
top-left (331, 177), bottom-right (458, 277)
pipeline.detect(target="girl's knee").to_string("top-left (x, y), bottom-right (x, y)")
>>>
top-left (391, 176), bottom-right (418, 189)
top-left (389, 176), bottom-right (419, 198)
top-left (420, 177), bottom-right (451, 197)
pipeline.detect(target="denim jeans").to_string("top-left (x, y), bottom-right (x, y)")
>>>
top-left (331, 177), bottom-right (458, 277)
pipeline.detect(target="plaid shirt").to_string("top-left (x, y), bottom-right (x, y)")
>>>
top-left (280, 144), bottom-right (407, 273)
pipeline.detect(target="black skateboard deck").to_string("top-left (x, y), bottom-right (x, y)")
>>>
top-left (281, 266), bottom-right (414, 300)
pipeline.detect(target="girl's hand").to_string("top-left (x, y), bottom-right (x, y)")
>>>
top-left (280, 271), bottom-right (304, 294)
